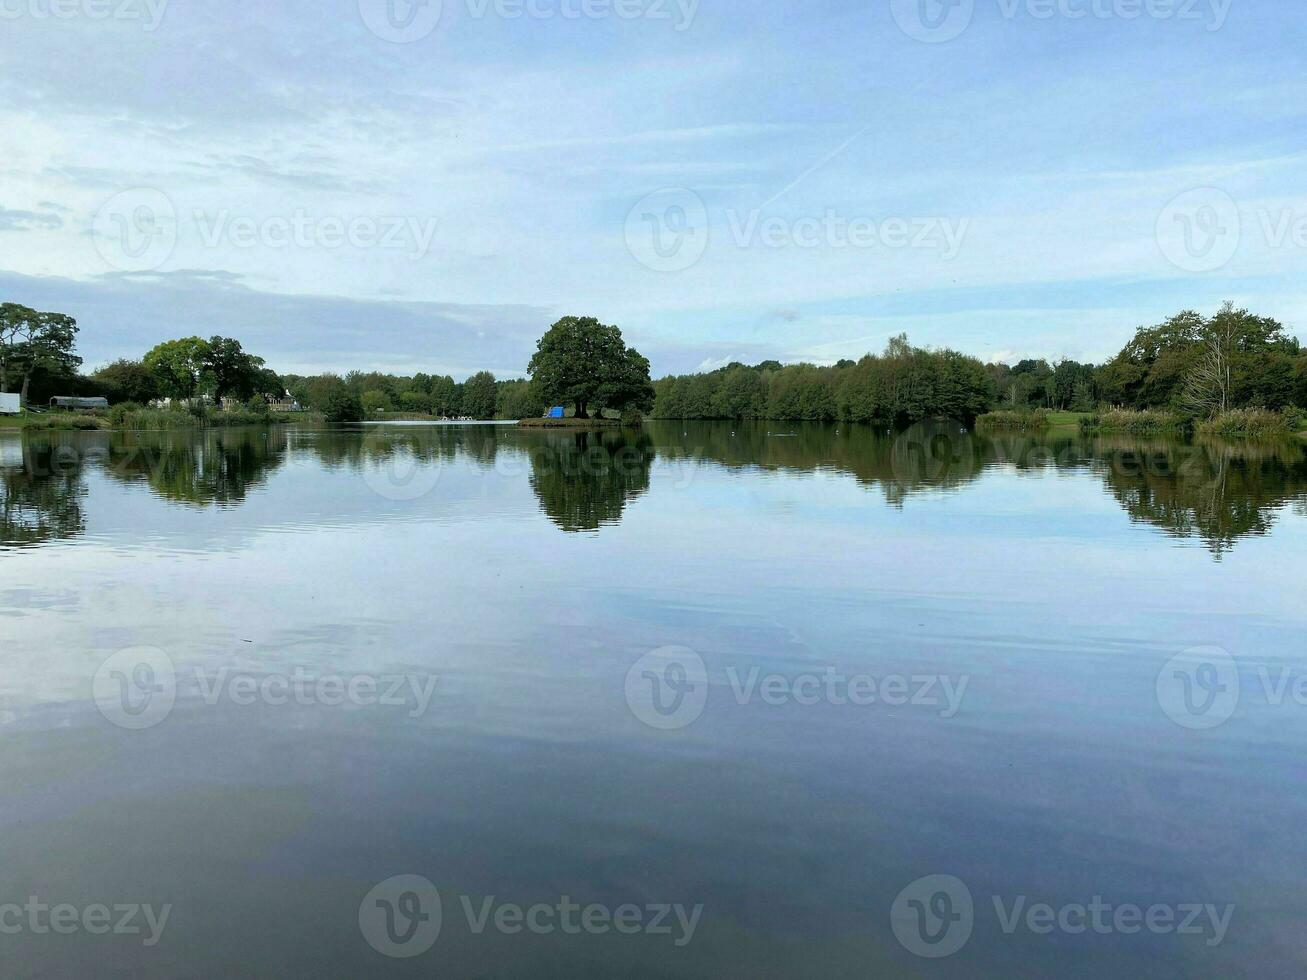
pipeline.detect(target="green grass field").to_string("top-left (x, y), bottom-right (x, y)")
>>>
top-left (1044, 411), bottom-right (1090, 428)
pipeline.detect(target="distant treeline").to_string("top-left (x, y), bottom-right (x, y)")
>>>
top-left (279, 371), bottom-right (544, 422)
top-left (650, 306), bottom-right (1307, 424)
top-left (652, 335), bottom-right (993, 424)
top-left (15, 302), bottom-right (1307, 426)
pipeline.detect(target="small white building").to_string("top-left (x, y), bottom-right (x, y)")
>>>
top-left (0, 393), bottom-right (20, 415)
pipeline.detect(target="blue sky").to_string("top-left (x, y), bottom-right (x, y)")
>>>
top-left (1, 0), bottom-right (1304, 378)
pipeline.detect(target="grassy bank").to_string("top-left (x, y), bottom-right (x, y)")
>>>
top-left (1045, 410), bottom-right (1091, 428)
top-left (0, 412), bottom-right (103, 430)
top-left (518, 417), bottom-right (623, 428)
top-left (0, 406), bottom-right (322, 431)
top-left (109, 406), bottom-right (287, 429)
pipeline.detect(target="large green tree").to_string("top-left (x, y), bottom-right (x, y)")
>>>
top-left (204, 336), bottom-right (268, 401)
top-left (527, 316), bottom-right (655, 419)
top-left (0, 303), bottom-right (81, 406)
top-left (321, 387), bottom-right (364, 425)
top-left (143, 337), bottom-right (213, 400)
top-left (92, 358), bottom-right (159, 404)
top-left (143, 336), bottom-right (269, 402)
top-left (429, 375), bottom-right (458, 417)
top-left (461, 370), bottom-right (498, 419)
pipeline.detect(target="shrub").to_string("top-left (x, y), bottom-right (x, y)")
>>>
top-left (116, 408), bottom-right (200, 429)
top-left (1196, 408), bottom-right (1292, 439)
top-left (107, 401), bottom-right (144, 426)
top-left (205, 406), bottom-right (271, 426)
top-left (21, 412), bottom-right (104, 430)
top-left (1080, 409), bottom-right (1183, 435)
top-left (976, 409), bottom-right (1049, 431)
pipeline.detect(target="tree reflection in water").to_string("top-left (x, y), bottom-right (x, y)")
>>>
top-left (0, 436), bottom-right (86, 548)
top-left (1092, 436), bottom-right (1307, 558)
top-left (527, 429), bottom-right (654, 532)
top-left (103, 428), bottom-right (289, 506)
top-left (3, 423), bottom-right (1305, 557)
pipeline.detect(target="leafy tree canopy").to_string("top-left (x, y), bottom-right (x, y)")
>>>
top-left (461, 370), bottom-right (498, 419)
top-left (143, 336), bottom-right (272, 402)
top-left (528, 316), bottom-right (655, 419)
top-left (0, 303), bottom-right (81, 404)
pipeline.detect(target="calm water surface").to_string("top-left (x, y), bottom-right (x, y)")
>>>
top-left (2, 421), bottom-right (1307, 977)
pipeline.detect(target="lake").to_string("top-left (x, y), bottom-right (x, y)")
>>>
top-left (2, 421), bottom-right (1306, 977)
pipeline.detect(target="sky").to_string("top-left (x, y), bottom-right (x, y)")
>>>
top-left (1, 0), bottom-right (1305, 379)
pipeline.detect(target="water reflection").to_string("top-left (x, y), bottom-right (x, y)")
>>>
top-left (0, 436), bottom-right (85, 548)
top-left (3, 422), bottom-right (1306, 556)
top-left (103, 428), bottom-right (288, 506)
top-left (1093, 436), bottom-right (1307, 558)
top-left (653, 422), bottom-right (1307, 557)
top-left (528, 429), bottom-right (654, 531)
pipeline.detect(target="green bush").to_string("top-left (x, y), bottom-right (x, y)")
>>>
top-left (976, 409), bottom-right (1049, 431)
top-left (107, 402), bottom-right (144, 426)
top-left (1080, 409), bottom-right (1184, 435)
top-left (1196, 408), bottom-right (1292, 439)
top-left (19, 412), bottom-right (104, 430)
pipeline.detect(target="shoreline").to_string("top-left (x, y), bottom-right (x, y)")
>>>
top-left (517, 417), bottom-right (624, 428)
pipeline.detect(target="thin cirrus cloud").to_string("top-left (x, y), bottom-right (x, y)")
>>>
top-left (0, 207), bottom-right (64, 232)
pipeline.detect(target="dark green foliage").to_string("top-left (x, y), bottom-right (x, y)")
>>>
top-left (528, 316), bottom-right (655, 419)
top-left (141, 336), bottom-right (273, 402)
top-left (462, 371), bottom-right (498, 419)
top-left (1097, 304), bottom-right (1302, 412)
top-left (93, 359), bottom-right (160, 404)
top-left (319, 379), bottom-right (364, 425)
top-left (0, 303), bottom-right (82, 406)
top-left (652, 336), bottom-right (994, 425)
top-left (496, 379), bottom-right (544, 420)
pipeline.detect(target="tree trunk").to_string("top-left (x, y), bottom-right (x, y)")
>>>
top-left (20, 373), bottom-right (30, 409)
top-left (575, 401), bottom-right (589, 419)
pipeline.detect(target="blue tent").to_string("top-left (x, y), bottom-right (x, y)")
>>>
top-left (548, 406), bottom-right (565, 419)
